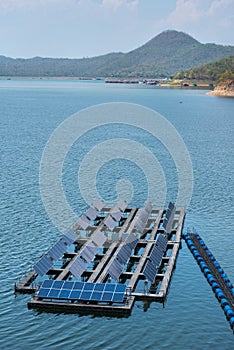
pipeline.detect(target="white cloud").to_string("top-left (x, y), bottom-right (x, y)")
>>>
top-left (101, 0), bottom-right (138, 12)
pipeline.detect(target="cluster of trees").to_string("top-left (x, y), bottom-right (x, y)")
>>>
top-left (174, 56), bottom-right (234, 82)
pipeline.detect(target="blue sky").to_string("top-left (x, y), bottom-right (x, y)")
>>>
top-left (0, 0), bottom-right (233, 58)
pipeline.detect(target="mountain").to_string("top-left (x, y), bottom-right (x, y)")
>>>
top-left (1, 30), bottom-right (234, 78)
top-left (173, 55), bottom-right (234, 82)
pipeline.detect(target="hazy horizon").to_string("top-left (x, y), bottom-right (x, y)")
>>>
top-left (0, 0), bottom-right (234, 59)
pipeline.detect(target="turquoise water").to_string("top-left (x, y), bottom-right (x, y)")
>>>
top-left (0, 79), bottom-right (233, 349)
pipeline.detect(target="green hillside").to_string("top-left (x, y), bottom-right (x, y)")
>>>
top-left (1, 30), bottom-right (234, 78)
top-left (174, 56), bottom-right (234, 82)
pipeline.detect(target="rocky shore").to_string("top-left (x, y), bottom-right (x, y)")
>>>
top-left (208, 79), bottom-right (234, 97)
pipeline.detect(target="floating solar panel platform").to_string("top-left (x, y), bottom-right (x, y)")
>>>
top-left (16, 202), bottom-right (186, 315)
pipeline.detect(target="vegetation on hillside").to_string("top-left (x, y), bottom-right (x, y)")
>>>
top-left (173, 56), bottom-right (234, 82)
top-left (1, 31), bottom-right (234, 78)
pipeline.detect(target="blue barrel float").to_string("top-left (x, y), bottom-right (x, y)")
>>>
top-left (183, 231), bottom-right (234, 330)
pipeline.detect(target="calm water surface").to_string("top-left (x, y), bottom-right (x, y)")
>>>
top-left (0, 79), bottom-right (233, 349)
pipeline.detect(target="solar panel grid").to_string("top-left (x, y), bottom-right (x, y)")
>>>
top-left (168, 202), bottom-right (174, 211)
top-left (37, 281), bottom-right (126, 303)
top-left (77, 215), bottom-right (90, 229)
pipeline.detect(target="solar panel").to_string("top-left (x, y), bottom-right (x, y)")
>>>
top-left (77, 215), bottom-right (90, 229)
top-left (48, 240), bottom-right (67, 261)
top-left (111, 209), bottom-right (122, 222)
top-left (92, 230), bottom-right (106, 246)
top-left (64, 230), bottom-right (77, 244)
top-left (69, 256), bottom-right (86, 279)
top-left (168, 202), bottom-right (175, 211)
top-left (162, 218), bottom-right (168, 230)
top-left (124, 232), bottom-right (138, 250)
top-left (144, 201), bottom-right (152, 214)
top-left (108, 259), bottom-right (123, 280)
top-left (37, 281), bottom-right (127, 304)
top-left (138, 208), bottom-right (148, 222)
top-left (85, 207), bottom-right (98, 220)
top-left (134, 218), bottom-right (145, 232)
top-left (104, 216), bottom-right (116, 231)
top-left (117, 245), bottom-right (132, 264)
top-left (117, 200), bottom-right (127, 212)
top-left (143, 260), bottom-right (157, 283)
top-left (93, 199), bottom-right (104, 211)
top-left (80, 244), bottom-right (98, 262)
top-left (165, 210), bottom-right (171, 221)
top-left (34, 254), bottom-right (53, 276)
top-left (61, 234), bottom-right (74, 246)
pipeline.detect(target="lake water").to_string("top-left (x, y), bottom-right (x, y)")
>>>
top-left (0, 79), bottom-right (233, 349)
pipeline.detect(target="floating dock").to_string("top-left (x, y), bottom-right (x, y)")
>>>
top-left (15, 200), bottom-right (186, 315)
top-left (184, 231), bottom-right (234, 329)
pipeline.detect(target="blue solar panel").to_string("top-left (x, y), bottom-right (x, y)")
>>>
top-left (83, 282), bottom-right (94, 291)
top-left (59, 289), bottom-right (70, 299)
top-left (143, 260), bottom-right (157, 282)
top-left (48, 289), bottom-right (60, 298)
top-left (115, 284), bottom-right (126, 293)
top-left (102, 292), bottom-right (113, 301)
top-left (168, 202), bottom-right (174, 211)
top-left (69, 256), bottom-right (86, 279)
top-left (74, 281), bottom-right (84, 290)
top-left (62, 233), bottom-right (74, 245)
top-left (34, 254), bottom-right (53, 276)
top-left (90, 291), bottom-right (103, 301)
top-left (37, 288), bottom-right (50, 297)
top-left (37, 281), bottom-right (127, 304)
top-left (108, 259), bottom-right (123, 280)
top-left (70, 290), bottom-right (81, 299)
top-left (53, 280), bottom-right (64, 289)
top-left (48, 240), bottom-right (67, 261)
top-left (104, 284), bottom-right (115, 292)
top-left (112, 293), bottom-right (125, 303)
top-left (63, 281), bottom-right (74, 289)
top-left (43, 280), bottom-right (53, 288)
top-left (94, 283), bottom-right (105, 291)
top-left (80, 291), bottom-right (92, 300)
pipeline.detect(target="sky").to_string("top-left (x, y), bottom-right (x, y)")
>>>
top-left (0, 0), bottom-right (234, 58)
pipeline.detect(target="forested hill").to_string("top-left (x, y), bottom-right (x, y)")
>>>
top-left (1, 30), bottom-right (234, 78)
top-left (174, 56), bottom-right (234, 82)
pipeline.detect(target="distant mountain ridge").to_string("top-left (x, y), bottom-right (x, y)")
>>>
top-left (1, 30), bottom-right (234, 78)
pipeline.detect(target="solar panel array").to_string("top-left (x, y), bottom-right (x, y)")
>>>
top-left (162, 202), bottom-right (176, 233)
top-left (34, 229), bottom-right (79, 276)
top-left (142, 233), bottom-right (168, 283)
top-left (37, 280), bottom-right (126, 304)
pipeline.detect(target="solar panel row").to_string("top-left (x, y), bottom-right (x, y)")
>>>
top-left (37, 280), bottom-right (126, 303)
top-left (107, 259), bottom-right (123, 280)
top-left (34, 255), bottom-right (53, 277)
top-left (143, 260), bottom-right (158, 283)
